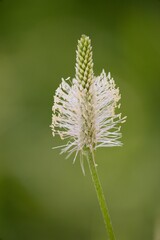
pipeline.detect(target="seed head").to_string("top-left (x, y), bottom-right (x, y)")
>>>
top-left (50, 35), bottom-right (126, 165)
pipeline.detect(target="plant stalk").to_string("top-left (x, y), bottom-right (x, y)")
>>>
top-left (87, 150), bottom-right (116, 240)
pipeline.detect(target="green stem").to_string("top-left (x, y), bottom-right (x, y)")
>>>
top-left (87, 150), bottom-right (116, 240)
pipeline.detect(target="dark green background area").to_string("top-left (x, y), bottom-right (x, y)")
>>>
top-left (0, 0), bottom-right (160, 239)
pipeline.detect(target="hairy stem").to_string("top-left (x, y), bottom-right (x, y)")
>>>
top-left (87, 150), bottom-right (116, 240)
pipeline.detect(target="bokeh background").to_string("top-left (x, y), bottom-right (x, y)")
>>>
top-left (0, 0), bottom-right (160, 239)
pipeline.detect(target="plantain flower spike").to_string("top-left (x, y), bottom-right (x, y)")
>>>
top-left (50, 35), bottom-right (126, 168)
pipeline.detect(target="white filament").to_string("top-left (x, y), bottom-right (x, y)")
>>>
top-left (50, 70), bottom-right (126, 161)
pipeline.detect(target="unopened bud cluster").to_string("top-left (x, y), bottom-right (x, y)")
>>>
top-left (76, 35), bottom-right (94, 91)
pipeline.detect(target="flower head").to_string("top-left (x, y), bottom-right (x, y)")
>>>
top-left (51, 35), bottom-right (126, 163)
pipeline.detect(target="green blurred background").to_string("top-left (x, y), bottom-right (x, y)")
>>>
top-left (0, 0), bottom-right (160, 239)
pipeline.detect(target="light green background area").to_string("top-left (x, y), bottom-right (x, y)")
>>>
top-left (0, 1), bottom-right (160, 239)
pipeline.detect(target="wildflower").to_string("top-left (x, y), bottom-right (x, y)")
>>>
top-left (51, 35), bottom-right (127, 239)
top-left (50, 35), bottom-right (126, 163)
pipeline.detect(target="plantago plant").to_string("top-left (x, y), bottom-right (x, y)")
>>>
top-left (51, 35), bottom-right (126, 240)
